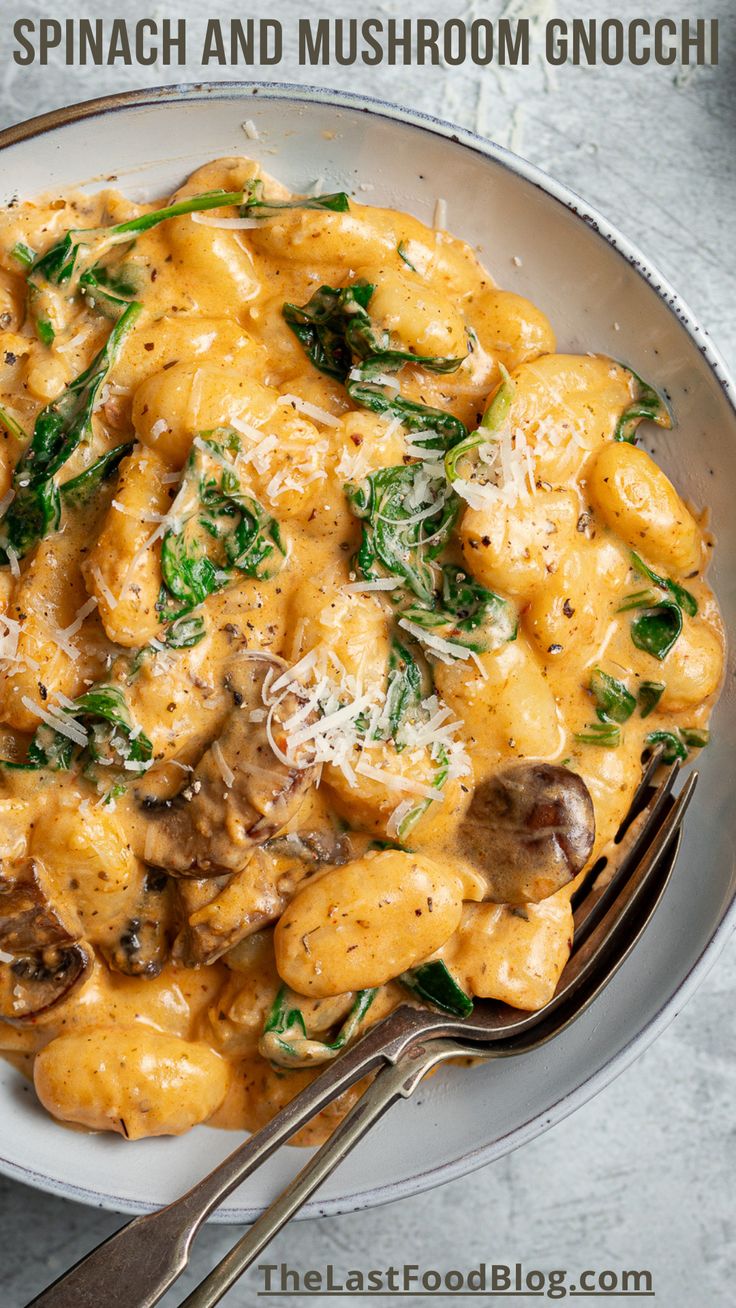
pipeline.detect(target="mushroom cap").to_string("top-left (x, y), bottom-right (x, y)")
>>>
top-left (0, 942), bottom-right (92, 1025)
top-left (133, 656), bottom-right (319, 877)
top-left (101, 870), bottom-right (173, 978)
top-left (172, 828), bottom-right (349, 967)
top-left (459, 762), bottom-right (595, 905)
top-left (0, 859), bottom-right (80, 954)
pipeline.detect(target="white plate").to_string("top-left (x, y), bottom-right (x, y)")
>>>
top-left (0, 83), bottom-right (734, 1221)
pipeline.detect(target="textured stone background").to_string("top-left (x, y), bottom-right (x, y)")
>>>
top-left (0, 2), bottom-right (734, 1304)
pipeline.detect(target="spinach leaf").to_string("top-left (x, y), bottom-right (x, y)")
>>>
top-left (630, 602), bottom-right (683, 661)
top-left (401, 565), bottom-right (516, 655)
top-left (400, 960), bottom-right (473, 1017)
top-left (59, 442), bottom-right (133, 508)
top-left (283, 280), bottom-right (464, 382)
top-left (16, 301), bottom-right (141, 486)
top-left (165, 613), bottom-right (207, 649)
top-left (346, 374), bottom-right (468, 449)
top-left (574, 721), bottom-right (622, 748)
top-left (2, 684), bottom-right (151, 775)
top-left (346, 464), bottom-right (458, 603)
top-left (1, 725), bottom-right (73, 773)
top-left (30, 189), bottom-right (247, 288)
top-left (0, 302), bottom-right (140, 562)
top-left (0, 406), bottom-right (27, 442)
top-left (617, 587), bottom-right (661, 613)
top-left (127, 613), bottom-right (207, 681)
top-left (644, 730), bottom-right (687, 763)
top-left (390, 743), bottom-right (452, 839)
top-left (36, 319), bottom-right (55, 347)
top-left (445, 363), bottom-right (514, 487)
top-left (679, 726), bottom-right (709, 749)
top-left (70, 685), bottom-right (153, 772)
top-left (637, 680), bottom-right (665, 718)
top-left (384, 638), bottom-right (423, 742)
top-left (397, 240), bottom-right (417, 271)
top-left (260, 985), bottom-right (376, 1068)
top-left (645, 726), bottom-right (709, 763)
top-left (589, 668), bottom-right (636, 724)
top-left (367, 642), bottom-right (452, 838)
top-left (241, 178), bottom-right (349, 218)
top-left (283, 280), bottom-right (468, 449)
top-left (282, 283), bottom-right (367, 381)
top-left (79, 262), bottom-right (141, 316)
top-left (615, 366), bottom-right (672, 443)
top-left (0, 480), bottom-right (61, 561)
top-left (159, 436), bottom-right (285, 617)
top-left (630, 551), bottom-right (697, 617)
top-left (10, 241), bottom-right (34, 268)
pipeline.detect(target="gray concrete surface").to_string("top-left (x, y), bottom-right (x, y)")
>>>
top-left (0, 1), bottom-right (734, 1304)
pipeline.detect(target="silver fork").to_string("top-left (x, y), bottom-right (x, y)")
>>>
top-left (26, 754), bottom-right (695, 1308)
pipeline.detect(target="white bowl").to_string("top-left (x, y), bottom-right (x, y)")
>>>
top-left (0, 83), bottom-right (734, 1222)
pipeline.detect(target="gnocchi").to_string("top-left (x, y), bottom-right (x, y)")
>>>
top-left (34, 1026), bottom-right (230, 1138)
top-left (0, 156), bottom-right (722, 1145)
top-left (275, 851), bottom-right (464, 997)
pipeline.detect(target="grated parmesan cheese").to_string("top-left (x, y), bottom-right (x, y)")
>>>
top-left (385, 799), bottom-right (417, 838)
top-left (341, 578), bottom-right (401, 594)
top-left (20, 696), bottom-right (88, 746)
top-left (0, 614), bottom-right (20, 666)
top-left (398, 617), bottom-right (475, 663)
top-left (354, 758), bottom-right (439, 799)
top-left (211, 739), bottom-right (235, 790)
top-left (262, 644), bottom-right (470, 806)
top-left (278, 394), bottom-right (342, 428)
top-left (62, 596), bottom-right (98, 641)
top-left (89, 564), bottom-right (118, 610)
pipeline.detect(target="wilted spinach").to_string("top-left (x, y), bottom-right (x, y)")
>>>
top-left (588, 668), bottom-right (636, 724)
top-left (401, 565), bottom-right (516, 655)
top-left (0, 301), bottom-right (141, 563)
top-left (158, 435), bottom-right (285, 618)
top-left (260, 986), bottom-right (376, 1068)
top-left (614, 366), bottom-right (672, 443)
top-left (400, 960), bottom-right (473, 1017)
top-left (283, 280), bottom-right (468, 448)
top-left (345, 464), bottom-right (458, 603)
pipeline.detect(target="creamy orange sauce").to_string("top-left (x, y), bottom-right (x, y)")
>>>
top-left (0, 157), bottom-right (723, 1144)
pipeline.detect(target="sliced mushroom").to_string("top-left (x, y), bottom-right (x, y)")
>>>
top-left (133, 657), bottom-right (318, 877)
top-left (458, 762), bottom-right (595, 905)
top-left (100, 870), bottom-right (173, 978)
top-left (172, 854), bottom-right (288, 968)
top-left (0, 859), bottom-right (80, 953)
top-left (265, 829), bottom-right (352, 866)
top-left (172, 830), bottom-right (347, 968)
top-left (0, 943), bottom-right (92, 1025)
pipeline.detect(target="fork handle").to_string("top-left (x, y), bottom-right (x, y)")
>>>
top-left (179, 1039), bottom-right (463, 1308)
top-left (25, 1007), bottom-right (438, 1308)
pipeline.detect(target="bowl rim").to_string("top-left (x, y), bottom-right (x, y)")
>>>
top-left (0, 79), bottom-right (734, 1222)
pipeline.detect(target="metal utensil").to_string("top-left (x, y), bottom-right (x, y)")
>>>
top-left (26, 756), bottom-right (695, 1308)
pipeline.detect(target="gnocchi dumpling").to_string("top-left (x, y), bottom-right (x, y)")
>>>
top-left (275, 850), bottom-right (464, 997)
top-left (34, 1025), bottom-right (229, 1138)
top-left (588, 441), bottom-right (702, 575)
top-left (84, 444), bottom-right (170, 647)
